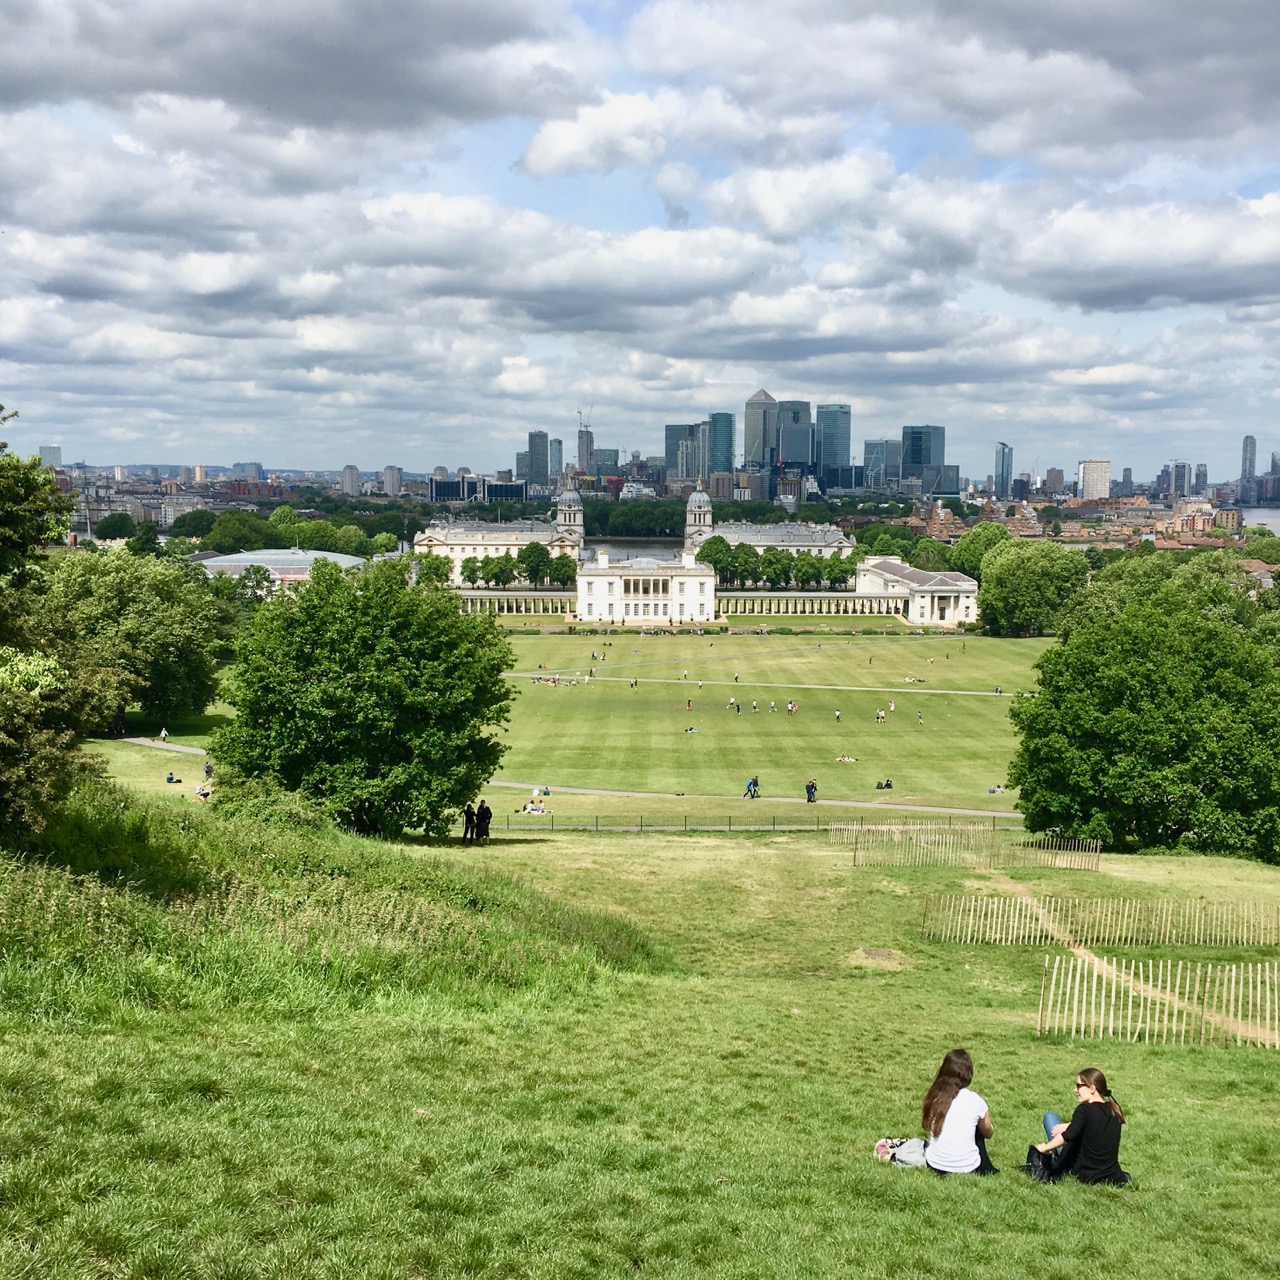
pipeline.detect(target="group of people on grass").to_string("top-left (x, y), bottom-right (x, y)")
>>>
top-left (877, 1049), bottom-right (1130, 1185)
top-left (461, 801), bottom-right (493, 843)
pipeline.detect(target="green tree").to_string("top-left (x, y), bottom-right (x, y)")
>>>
top-left (36, 551), bottom-right (221, 723)
top-left (548, 554), bottom-right (577, 587)
top-left (487, 553), bottom-right (518, 588)
top-left (695, 535), bottom-right (735, 586)
top-left (333, 524), bottom-right (371, 557)
top-left (909, 537), bottom-right (951, 571)
top-left (298, 521), bottom-right (339, 552)
top-left (212, 559), bottom-right (515, 838)
top-left (760, 547), bottom-right (794, 589)
top-left (732, 542), bottom-right (761, 587)
top-left (977, 540), bottom-right (1088, 636)
top-left (517, 541), bottom-right (552, 586)
top-left (461, 556), bottom-right (482, 587)
top-left (949, 521), bottom-right (1010, 580)
top-left (125, 521), bottom-right (162, 558)
top-left (415, 554), bottom-right (452, 586)
top-left (169, 508), bottom-right (218, 538)
top-left (201, 510), bottom-right (281, 555)
top-left (94, 511), bottom-right (137, 540)
top-left (1009, 578), bottom-right (1280, 858)
top-left (792, 551), bottom-right (824, 589)
top-left (0, 440), bottom-right (75, 588)
top-left (825, 550), bottom-right (853, 589)
top-left (268, 505), bottom-right (300, 530)
top-left (1244, 534), bottom-right (1280, 564)
top-left (1050, 520), bottom-right (1063, 537)
top-left (370, 532), bottom-right (399, 555)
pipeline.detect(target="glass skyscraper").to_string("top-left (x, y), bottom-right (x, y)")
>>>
top-left (816, 404), bottom-right (851, 473)
top-left (994, 442), bottom-right (1013, 501)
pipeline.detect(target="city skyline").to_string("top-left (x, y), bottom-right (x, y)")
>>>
top-left (3, 3), bottom-right (1279, 475)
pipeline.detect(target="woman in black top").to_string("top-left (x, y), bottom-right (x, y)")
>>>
top-left (1036, 1067), bottom-right (1130, 1185)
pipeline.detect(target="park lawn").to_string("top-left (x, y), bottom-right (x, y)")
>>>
top-left (3, 816), bottom-right (1277, 1279)
top-left (498, 633), bottom-right (1037, 810)
top-left (87, 739), bottom-right (209, 802)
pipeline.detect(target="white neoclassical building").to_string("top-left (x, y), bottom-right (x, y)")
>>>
top-left (413, 490), bottom-right (584, 585)
top-left (683, 481), bottom-right (855, 557)
top-left (575, 551), bottom-right (717, 626)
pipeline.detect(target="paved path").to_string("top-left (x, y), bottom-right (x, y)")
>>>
top-left (120, 736), bottom-right (207, 755)
top-left (516, 675), bottom-right (1005, 697)
top-left (492, 778), bottom-right (1021, 819)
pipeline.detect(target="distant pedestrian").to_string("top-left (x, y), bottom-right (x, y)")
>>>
top-left (752, 700), bottom-right (759, 712)
top-left (463, 803), bottom-right (476, 841)
top-left (159, 727), bottom-right (169, 742)
top-left (734, 672), bottom-right (740, 683)
top-left (736, 702), bottom-right (741, 715)
top-left (687, 698), bottom-right (693, 710)
top-left (475, 800), bottom-right (492, 845)
top-left (835, 709), bottom-right (841, 722)
top-left (889, 699), bottom-right (895, 713)
top-left (769, 700), bottom-right (776, 712)
top-left (917, 710), bottom-right (924, 725)
top-left (728, 697), bottom-right (736, 709)
top-left (203, 760), bottom-right (213, 780)
top-left (684, 670), bottom-right (688, 680)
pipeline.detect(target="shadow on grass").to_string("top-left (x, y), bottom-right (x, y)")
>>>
top-left (124, 708), bottom-right (234, 741)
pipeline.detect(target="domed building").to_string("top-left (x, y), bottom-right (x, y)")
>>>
top-left (682, 481), bottom-right (854, 558)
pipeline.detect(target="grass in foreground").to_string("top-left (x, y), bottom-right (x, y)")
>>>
top-left (1, 788), bottom-right (1277, 1279)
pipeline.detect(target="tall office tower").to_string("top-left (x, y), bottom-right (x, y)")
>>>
top-left (775, 401), bottom-right (813, 467)
top-left (1171, 460), bottom-right (1192, 498)
top-left (383, 465), bottom-right (403, 498)
top-left (592, 447), bottom-right (619, 474)
top-left (341, 464), bottom-right (361, 497)
top-left (549, 438), bottom-right (563, 479)
top-left (901, 425), bottom-right (944, 479)
top-left (114, 465), bottom-right (127, 482)
top-left (665, 423), bottom-right (698, 477)
top-left (1241, 434), bottom-right (1258, 504)
top-left (515, 451), bottom-right (530, 481)
top-left (1194, 463), bottom-right (1209, 493)
top-left (527, 431), bottom-right (550, 486)
top-left (194, 465), bottom-right (209, 482)
top-left (1117, 467), bottom-right (1134, 498)
top-left (178, 466), bottom-right (193, 485)
top-left (1155, 465), bottom-right (1172, 496)
top-left (707, 412), bottom-right (735, 475)
top-left (863, 439), bottom-right (903, 489)
top-left (1045, 467), bottom-right (1065, 494)
top-left (744, 389), bottom-right (778, 471)
top-left (39, 445), bottom-right (62, 469)
top-left (577, 428), bottom-right (594, 474)
top-left (815, 405), bottom-right (851, 473)
top-left (1077, 459), bottom-right (1111, 501)
top-left (994, 442), bottom-right (1014, 501)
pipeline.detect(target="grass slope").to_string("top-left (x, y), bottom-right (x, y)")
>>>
top-left (2, 790), bottom-right (1277, 1278)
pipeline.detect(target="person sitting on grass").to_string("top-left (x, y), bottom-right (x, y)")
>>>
top-left (1033, 1067), bottom-right (1130, 1185)
top-left (165, 772), bottom-right (181, 784)
top-left (923, 1048), bottom-right (997, 1175)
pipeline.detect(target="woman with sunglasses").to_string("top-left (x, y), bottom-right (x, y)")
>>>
top-left (1035, 1067), bottom-right (1130, 1185)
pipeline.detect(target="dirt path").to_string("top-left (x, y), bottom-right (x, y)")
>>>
top-left (989, 872), bottom-right (1256, 1042)
top-left (120, 737), bottom-right (207, 755)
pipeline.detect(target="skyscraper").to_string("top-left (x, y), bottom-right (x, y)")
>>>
top-left (549, 438), bottom-right (563, 480)
top-left (341, 464), bottom-right (361, 497)
top-left (901, 425), bottom-right (944, 479)
top-left (744, 390), bottom-right (778, 471)
top-left (775, 401), bottom-right (813, 467)
top-left (1077, 459), bottom-right (1110, 501)
top-left (707, 412), bottom-right (735, 475)
top-left (1045, 467), bottom-right (1065, 494)
top-left (1241, 434), bottom-right (1257, 504)
top-left (863, 439), bottom-right (902, 490)
top-left (577, 428), bottom-right (594, 475)
top-left (994, 442), bottom-right (1013, 502)
top-left (665, 423), bottom-right (698, 477)
top-left (527, 431), bottom-right (549, 486)
top-left (1171, 461), bottom-right (1192, 498)
top-left (1194, 463), bottom-right (1208, 494)
top-left (382, 465), bottom-right (403, 498)
top-left (816, 404), bottom-right (851, 474)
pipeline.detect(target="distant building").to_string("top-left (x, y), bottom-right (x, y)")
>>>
top-left (340, 464), bottom-right (361, 497)
top-left (577, 428), bottom-right (594, 474)
top-left (1241, 434), bottom-right (1258, 504)
top-left (863, 439), bottom-right (903, 490)
top-left (382, 465), bottom-right (403, 498)
top-left (776, 401), bottom-right (814, 468)
top-left (230, 462), bottom-right (265, 481)
top-left (1171, 460), bottom-right (1193, 498)
top-left (549, 438), bottom-right (563, 479)
top-left (744, 389), bottom-right (778, 474)
top-left (1045, 467), bottom-right (1065, 495)
top-left (198, 548), bottom-right (366, 585)
top-left (994, 442), bottom-right (1013, 501)
top-left (1077, 459), bottom-right (1111, 501)
top-left (577, 550), bottom-right (716, 626)
top-left (527, 431), bottom-right (549, 486)
top-left (592, 447), bottom-right (620, 475)
top-left (682, 482), bottom-right (853, 557)
top-left (707, 413), bottom-right (735, 475)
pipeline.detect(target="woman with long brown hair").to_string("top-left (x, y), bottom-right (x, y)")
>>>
top-left (1035, 1066), bottom-right (1130, 1185)
top-left (921, 1048), bottom-right (997, 1175)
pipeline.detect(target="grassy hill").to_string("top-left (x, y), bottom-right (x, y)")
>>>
top-left (2, 778), bottom-right (1277, 1277)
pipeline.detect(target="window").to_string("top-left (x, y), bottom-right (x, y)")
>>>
top-left (607, 581), bottom-right (614, 593)
top-left (587, 582), bottom-right (593, 594)
top-left (587, 604), bottom-right (593, 616)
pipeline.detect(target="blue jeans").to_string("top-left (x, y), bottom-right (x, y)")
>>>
top-left (1043, 1111), bottom-right (1063, 1141)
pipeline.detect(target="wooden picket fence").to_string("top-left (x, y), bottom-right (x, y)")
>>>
top-left (825, 823), bottom-right (1097, 870)
top-left (921, 895), bottom-right (1280, 947)
top-left (1037, 954), bottom-right (1280, 1049)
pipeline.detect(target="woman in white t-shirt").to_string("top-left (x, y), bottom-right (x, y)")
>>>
top-left (922, 1048), bottom-right (997, 1175)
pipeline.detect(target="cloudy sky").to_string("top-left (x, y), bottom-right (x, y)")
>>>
top-left (3, 0), bottom-right (1280, 481)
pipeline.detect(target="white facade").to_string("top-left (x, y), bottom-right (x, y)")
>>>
top-left (855, 557), bottom-right (978, 627)
top-left (412, 490), bottom-right (585, 585)
top-left (576, 551), bottom-right (716, 625)
top-left (1078, 459), bottom-right (1111, 501)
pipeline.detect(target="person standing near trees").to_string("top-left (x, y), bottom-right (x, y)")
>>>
top-left (462, 802), bottom-right (476, 842)
top-left (475, 799), bottom-right (492, 845)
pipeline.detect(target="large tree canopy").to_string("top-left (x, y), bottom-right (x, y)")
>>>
top-left (36, 551), bottom-right (220, 723)
top-left (212, 559), bottom-right (515, 838)
top-left (948, 521), bottom-right (1009, 580)
top-left (1009, 554), bottom-right (1280, 860)
top-left (977, 540), bottom-right (1088, 636)
top-left (0, 440), bottom-right (74, 589)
